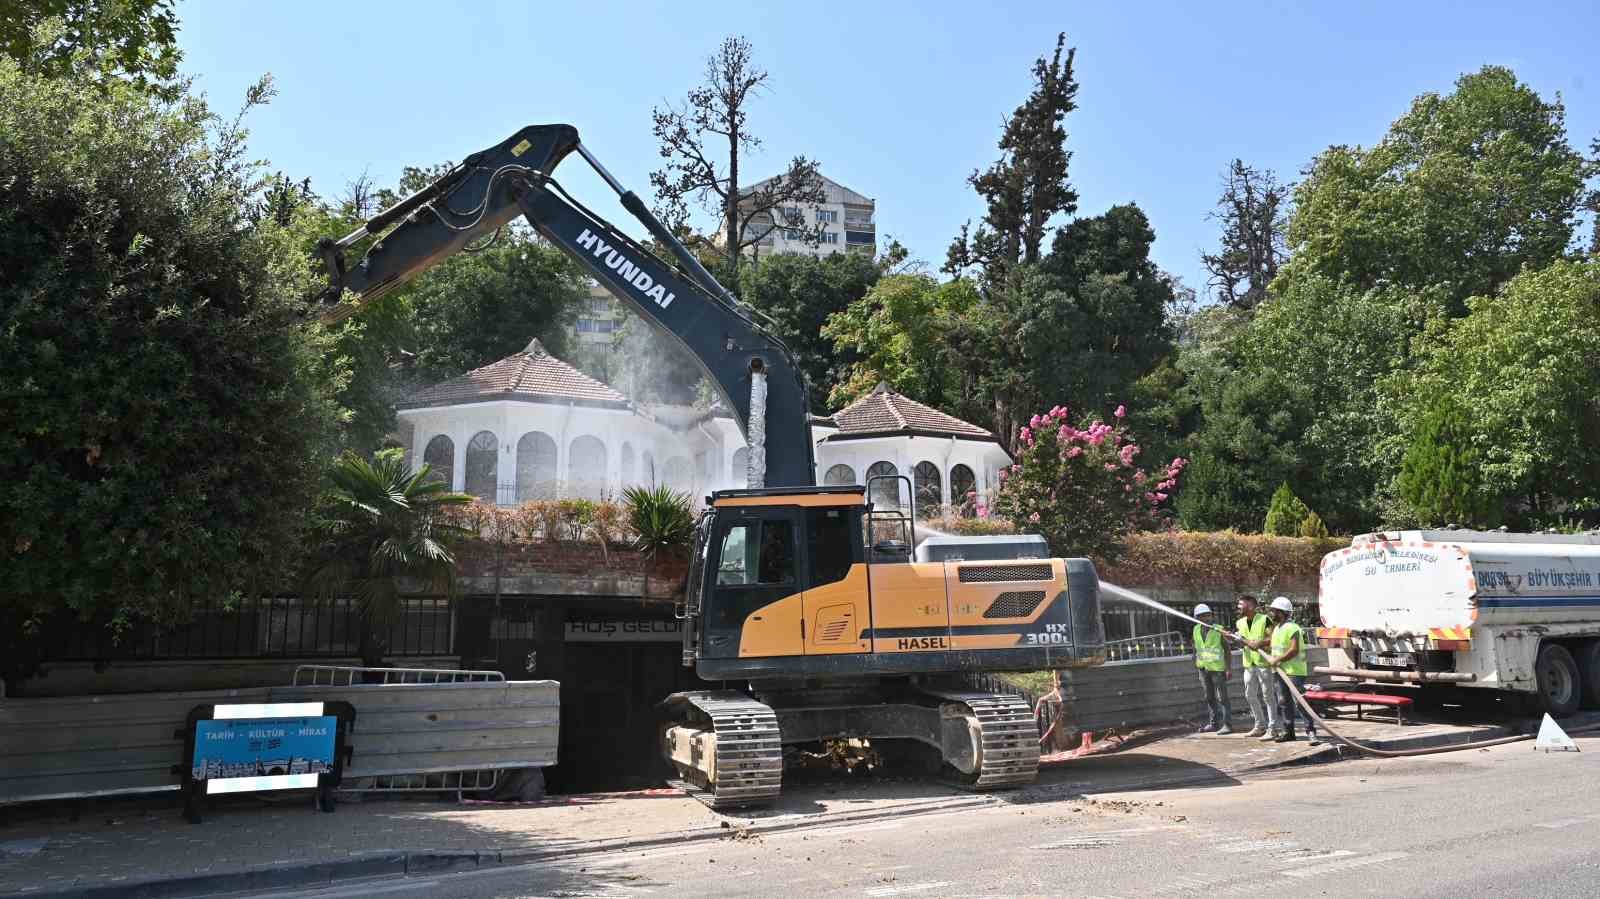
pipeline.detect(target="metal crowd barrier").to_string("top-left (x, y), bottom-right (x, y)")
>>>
top-left (292, 664), bottom-right (506, 686)
top-left (1, 667), bottom-right (553, 807)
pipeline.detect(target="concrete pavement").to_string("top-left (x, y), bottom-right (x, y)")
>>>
top-left (0, 709), bottom-right (1574, 897)
top-left (240, 733), bottom-right (1600, 898)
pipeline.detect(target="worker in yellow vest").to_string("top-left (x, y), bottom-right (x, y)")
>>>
top-left (1264, 596), bottom-right (1319, 745)
top-left (1232, 594), bottom-right (1279, 740)
top-left (1191, 604), bottom-right (1233, 735)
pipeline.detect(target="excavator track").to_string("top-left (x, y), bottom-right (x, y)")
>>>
top-left (663, 691), bottom-right (784, 809)
top-left (920, 689), bottom-right (1040, 790)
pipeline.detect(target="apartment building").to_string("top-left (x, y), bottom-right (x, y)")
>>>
top-left (739, 173), bottom-right (876, 259)
top-left (573, 282), bottom-right (621, 345)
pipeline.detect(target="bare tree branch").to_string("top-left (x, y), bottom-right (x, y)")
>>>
top-left (650, 35), bottom-right (825, 279)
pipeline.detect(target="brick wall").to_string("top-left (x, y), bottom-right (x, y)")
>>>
top-left (454, 540), bottom-right (688, 599)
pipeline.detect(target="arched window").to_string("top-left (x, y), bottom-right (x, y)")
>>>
top-left (663, 456), bottom-right (693, 494)
top-left (823, 463), bottom-right (857, 485)
top-left (865, 461), bottom-right (899, 509)
top-left (642, 451), bottom-right (657, 486)
top-left (515, 431), bottom-right (558, 502)
top-left (422, 435), bottom-right (454, 486)
top-left (619, 442), bottom-right (636, 487)
top-left (465, 430), bottom-right (498, 502)
top-left (951, 464), bottom-right (977, 515)
top-left (731, 447), bottom-right (750, 485)
top-left (913, 462), bottom-right (942, 517)
top-left (568, 435), bottom-right (608, 500)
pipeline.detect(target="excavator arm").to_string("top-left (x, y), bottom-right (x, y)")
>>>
top-left (315, 124), bottom-right (814, 487)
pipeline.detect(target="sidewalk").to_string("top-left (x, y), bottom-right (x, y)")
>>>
top-left (0, 712), bottom-right (1538, 898)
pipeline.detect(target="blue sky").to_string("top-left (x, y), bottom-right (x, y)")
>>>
top-left (178, 0), bottom-right (1598, 296)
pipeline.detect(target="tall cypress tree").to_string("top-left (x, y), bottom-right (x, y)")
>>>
top-left (946, 32), bottom-right (1079, 285)
top-left (1398, 400), bottom-right (1499, 527)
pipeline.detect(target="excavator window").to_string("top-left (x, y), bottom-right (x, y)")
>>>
top-left (756, 521), bottom-right (796, 584)
top-left (807, 508), bottom-right (858, 588)
top-left (716, 519), bottom-right (796, 586)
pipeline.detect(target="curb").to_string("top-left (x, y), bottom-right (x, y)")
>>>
top-left (8, 724), bottom-right (1529, 899)
top-left (3, 794), bottom-right (1001, 899)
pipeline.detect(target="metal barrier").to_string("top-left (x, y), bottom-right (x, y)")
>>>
top-left (292, 665), bottom-right (505, 686)
top-left (1, 671), bottom-right (557, 807)
top-left (0, 688), bottom-right (273, 804)
top-left (268, 679), bottom-right (558, 785)
top-left (1103, 631), bottom-right (1190, 662)
top-left (346, 770), bottom-right (500, 796)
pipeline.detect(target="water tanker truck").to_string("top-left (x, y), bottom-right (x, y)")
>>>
top-left (1317, 530), bottom-right (1600, 716)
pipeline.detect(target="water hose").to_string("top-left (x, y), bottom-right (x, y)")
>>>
top-left (1095, 581), bottom-right (1598, 758)
top-left (1267, 667), bottom-right (1544, 757)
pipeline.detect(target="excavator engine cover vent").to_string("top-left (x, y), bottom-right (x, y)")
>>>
top-left (983, 591), bottom-right (1047, 619)
top-left (958, 563), bottom-right (1052, 583)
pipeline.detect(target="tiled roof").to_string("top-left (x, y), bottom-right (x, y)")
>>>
top-left (400, 339), bottom-right (630, 409)
top-left (827, 382), bottom-right (994, 441)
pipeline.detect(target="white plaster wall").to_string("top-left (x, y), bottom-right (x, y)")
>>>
top-left (401, 401), bottom-right (721, 502)
top-left (401, 402), bottom-right (1011, 508)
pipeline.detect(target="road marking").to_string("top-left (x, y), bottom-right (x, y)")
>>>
top-left (1536, 813), bottom-right (1600, 829)
top-left (865, 882), bottom-right (952, 897)
top-left (1028, 838), bottom-right (1118, 850)
top-left (1271, 849), bottom-right (1356, 866)
top-left (1284, 851), bottom-right (1409, 878)
top-left (1218, 839), bottom-right (1297, 853)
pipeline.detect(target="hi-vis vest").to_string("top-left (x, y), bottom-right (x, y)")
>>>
top-left (1237, 614), bottom-right (1270, 668)
top-left (1193, 624), bottom-right (1225, 672)
top-left (1270, 621), bottom-right (1307, 676)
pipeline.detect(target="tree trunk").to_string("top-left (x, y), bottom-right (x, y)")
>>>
top-left (726, 124), bottom-right (740, 282)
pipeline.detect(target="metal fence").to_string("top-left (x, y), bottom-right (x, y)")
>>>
top-left (1103, 631), bottom-right (1190, 662)
top-left (1099, 599), bottom-right (1320, 646)
top-left (33, 596), bottom-right (455, 662)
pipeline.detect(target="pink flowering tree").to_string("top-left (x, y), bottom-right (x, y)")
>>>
top-left (992, 404), bottom-right (1186, 561)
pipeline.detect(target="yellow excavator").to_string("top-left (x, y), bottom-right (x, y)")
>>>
top-left (318, 123), bottom-right (1108, 808)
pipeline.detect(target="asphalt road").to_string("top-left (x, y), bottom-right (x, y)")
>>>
top-left (252, 734), bottom-right (1600, 899)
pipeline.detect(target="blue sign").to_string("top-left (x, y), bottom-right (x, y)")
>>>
top-left (191, 716), bottom-right (337, 783)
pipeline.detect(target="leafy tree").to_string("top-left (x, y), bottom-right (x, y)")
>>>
top-left (406, 239), bottom-right (585, 382)
top-left (1263, 483), bottom-right (1312, 536)
top-left (650, 35), bottom-right (824, 280)
top-left (1239, 277), bottom-right (1441, 530)
top-left (304, 450), bottom-right (471, 667)
top-left (738, 251), bottom-right (883, 410)
top-left (1389, 258), bottom-right (1600, 525)
top-left (0, 64), bottom-right (345, 628)
top-left (1177, 368), bottom-right (1312, 532)
top-left (822, 274), bottom-right (984, 413)
top-left (1282, 66), bottom-right (1589, 310)
top-left (991, 404), bottom-right (1184, 561)
top-left (1201, 160), bottom-right (1289, 309)
top-left (2, 1), bottom-right (179, 97)
top-left (946, 32), bottom-right (1079, 285)
top-left (1396, 398), bottom-right (1498, 527)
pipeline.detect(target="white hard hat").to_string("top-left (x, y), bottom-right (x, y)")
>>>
top-left (1270, 596), bottom-right (1294, 614)
top-left (1193, 603), bottom-right (1213, 616)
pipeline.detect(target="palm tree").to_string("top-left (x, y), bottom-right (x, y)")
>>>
top-left (304, 450), bottom-right (473, 669)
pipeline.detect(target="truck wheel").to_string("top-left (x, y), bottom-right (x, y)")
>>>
top-left (1576, 641), bottom-right (1600, 709)
top-left (1534, 643), bottom-right (1581, 718)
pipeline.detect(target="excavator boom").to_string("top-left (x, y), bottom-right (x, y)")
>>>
top-left (316, 124), bottom-right (815, 487)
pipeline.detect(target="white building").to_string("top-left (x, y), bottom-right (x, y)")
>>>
top-left (739, 173), bottom-right (876, 259)
top-left (400, 342), bottom-right (1008, 513)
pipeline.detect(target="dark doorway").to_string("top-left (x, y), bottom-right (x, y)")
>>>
top-left (545, 614), bottom-right (703, 794)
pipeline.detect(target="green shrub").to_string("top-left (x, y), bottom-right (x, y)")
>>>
top-left (1298, 511), bottom-right (1331, 539)
top-left (0, 64), bottom-right (343, 629)
top-left (623, 485), bottom-right (696, 559)
top-left (1263, 483), bottom-right (1312, 536)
